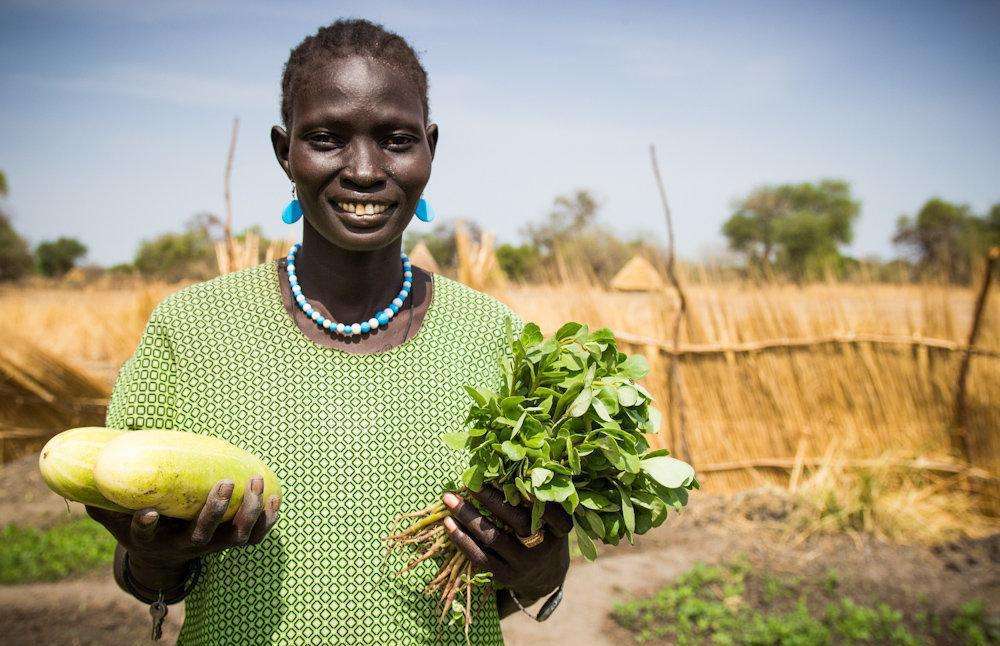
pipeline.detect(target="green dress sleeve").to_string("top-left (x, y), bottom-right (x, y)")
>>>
top-left (105, 306), bottom-right (179, 431)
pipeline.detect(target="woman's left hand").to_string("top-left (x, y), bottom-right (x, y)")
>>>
top-left (442, 485), bottom-right (572, 605)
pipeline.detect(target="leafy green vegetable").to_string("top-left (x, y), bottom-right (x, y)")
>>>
top-left (444, 318), bottom-right (698, 558)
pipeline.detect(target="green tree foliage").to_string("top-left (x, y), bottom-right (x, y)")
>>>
top-left (519, 190), bottom-right (664, 283)
top-left (522, 190), bottom-right (599, 256)
top-left (35, 237), bottom-right (87, 277)
top-left (495, 243), bottom-right (540, 280)
top-left (133, 213), bottom-right (217, 281)
top-left (722, 180), bottom-right (860, 280)
top-left (893, 198), bottom-right (996, 283)
top-left (0, 172), bottom-right (34, 282)
top-left (0, 213), bottom-right (33, 281)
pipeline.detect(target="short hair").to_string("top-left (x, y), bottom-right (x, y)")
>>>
top-left (280, 18), bottom-right (430, 127)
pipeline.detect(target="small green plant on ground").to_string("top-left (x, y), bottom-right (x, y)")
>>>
top-left (0, 517), bottom-right (116, 584)
top-left (611, 558), bottom-right (997, 645)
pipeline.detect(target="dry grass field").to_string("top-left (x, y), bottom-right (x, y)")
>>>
top-left (2, 267), bottom-right (997, 541)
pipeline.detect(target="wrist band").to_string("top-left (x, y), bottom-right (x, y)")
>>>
top-left (510, 584), bottom-right (564, 622)
top-left (122, 553), bottom-right (203, 641)
top-left (121, 551), bottom-right (203, 605)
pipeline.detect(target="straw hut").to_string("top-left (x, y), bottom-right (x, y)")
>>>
top-left (610, 255), bottom-right (666, 292)
top-left (0, 328), bottom-right (109, 463)
top-left (408, 240), bottom-right (441, 274)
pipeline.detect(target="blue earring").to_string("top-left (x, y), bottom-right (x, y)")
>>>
top-left (282, 185), bottom-right (303, 224)
top-left (415, 196), bottom-right (436, 223)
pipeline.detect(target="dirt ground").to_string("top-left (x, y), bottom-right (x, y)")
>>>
top-left (2, 454), bottom-right (997, 645)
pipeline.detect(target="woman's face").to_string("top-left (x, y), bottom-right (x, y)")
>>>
top-left (271, 55), bottom-right (438, 251)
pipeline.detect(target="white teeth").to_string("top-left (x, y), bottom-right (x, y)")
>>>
top-left (338, 201), bottom-right (391, 216)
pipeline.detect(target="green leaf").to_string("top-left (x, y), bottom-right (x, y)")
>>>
top-left (531, 500), bottom-right (546, 534)
top-left (568, 389), bottom-right (593, 417)
top-left (500, 440), bottom-right (526, 461)
top-left (642, 455), bottom-right (696, 489)
top-left (440, 431), bottom-right (468, 451)
top-left (584, 509), bottom-right (605, 537)
top-left (555, 322), bottom-right (583, 340)
top-left (618, 384), bottom-right (639, 407)
top-left (591, 397), bottom-right (613, 422)
top-left (619, 354), bottom-right (650, 380)
top-left (566, 438), bottom-right (580, 473)
top-left (520, 322), bottom-right (543, 347)
top-left (463, 385), bottom-right (489, 407)
top-left (461, 464), bottom-right (485, 491)
top-left (579, 491), bottom-right (613, 511)
top-left (618, 485), bottom-right (635, 536)
top-left (646, 406), bottom-right (662, 433)
top-left (535, 475), bottom-right (576, 503)
top-left (502, 483), bottom-right (521, 506)
top-left (530, 467), bottom-right (553, 488)
top-left (574, 520), bottom-right (598, 560)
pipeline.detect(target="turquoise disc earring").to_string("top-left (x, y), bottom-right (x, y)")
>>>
top-left (415, 196), bottom-right (435, 222)
top-left (282, 185), bottom-right (303, 224)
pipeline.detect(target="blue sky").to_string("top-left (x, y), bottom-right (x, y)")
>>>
top-left (2, 0), bottom-right (998, 265)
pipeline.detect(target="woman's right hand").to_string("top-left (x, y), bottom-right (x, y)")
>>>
top-left (85, 475), bottom-right (281, 574)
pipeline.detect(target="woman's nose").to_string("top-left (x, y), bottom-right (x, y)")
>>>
top-left (340, 140), bottom-right (386, 190)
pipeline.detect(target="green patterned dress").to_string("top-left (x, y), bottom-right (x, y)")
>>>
top-left (105, 260), bottom-right (521, 645)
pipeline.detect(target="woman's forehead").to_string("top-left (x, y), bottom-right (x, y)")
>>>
top-left (294, 56), bottom-right (424, 126)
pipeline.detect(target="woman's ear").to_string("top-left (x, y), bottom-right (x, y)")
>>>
top-left (426, 123), bottom-right (439, 161)
top-left (271, 125), bottom-right (292, 180)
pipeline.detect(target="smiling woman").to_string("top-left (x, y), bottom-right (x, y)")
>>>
top-left (84, 17), bottom-right (570, 646)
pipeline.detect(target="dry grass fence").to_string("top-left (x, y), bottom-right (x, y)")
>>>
top-left (1, 258), bottom-right (996, 535)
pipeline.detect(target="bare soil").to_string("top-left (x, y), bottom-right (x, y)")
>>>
top-left (2, 455), bottom-right (997, 645)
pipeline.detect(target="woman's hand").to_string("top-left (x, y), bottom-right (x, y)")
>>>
top-left (442, 485), bottom-right (572, 608)
top-left (85, 476), bottom-right (280, 588)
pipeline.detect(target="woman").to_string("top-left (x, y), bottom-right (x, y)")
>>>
top-left (85, 18), bottom-right (570, 645)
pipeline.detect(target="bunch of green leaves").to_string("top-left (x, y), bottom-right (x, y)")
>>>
top-left (442, 318), bottom-right (698, 559)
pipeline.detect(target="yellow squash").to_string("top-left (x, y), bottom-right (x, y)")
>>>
top-left (93, 429), bottom-right (282, 521)
top-left (38, 427), bottom-right (131, 512)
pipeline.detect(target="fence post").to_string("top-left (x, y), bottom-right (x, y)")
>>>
top-left (951, 247), bottom-right (999, 462)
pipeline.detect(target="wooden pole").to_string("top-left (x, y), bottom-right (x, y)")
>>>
top-left (222, 117), bottom-right (240, 273)
top-left (951, 247), bottom-right (999, 462)
top-left (649, 144), bottom-right (693, 465)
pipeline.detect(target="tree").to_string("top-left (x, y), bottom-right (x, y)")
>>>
top-left (35, 237), bottom-right (87, 277)
top-left (722, 179), bottom-right (860, 279)
top-left (892, 198), bottom-right (993, 283)
top-left (0, 214), bottom-right (33, 281)
top-left (0, 171), bottom-right (33, 282)
top-left (495, 243), bottom-right (540, 281)
top-left (133, 213), bottom-right (217, 280)
top-left (522, 190), bottom-right (599, 256)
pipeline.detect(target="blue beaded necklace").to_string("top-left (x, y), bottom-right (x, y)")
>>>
top-left (285, 243), bottom-right (412, 336)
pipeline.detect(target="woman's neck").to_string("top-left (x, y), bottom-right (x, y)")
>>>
top-left (294, 223), bottom-right (405, 323)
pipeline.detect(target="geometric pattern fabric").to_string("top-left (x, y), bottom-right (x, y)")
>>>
top-left (105, 260), bottom-right (522, 645)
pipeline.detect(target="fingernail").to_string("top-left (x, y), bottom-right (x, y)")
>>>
top-left (443, 516), bottom-right (457, 531)
top-left (269, 496), bottom-right (280, 511)
top-left (251, 476), bottom-right (264, 495)
top-left (442, 492), bottom-right (460, 508)
top-left (140, 510), bottom-right (158, 525)
top-left (219, 481), bottom-right (235, 497)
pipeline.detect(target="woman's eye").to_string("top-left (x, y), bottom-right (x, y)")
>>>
top-left (308, 133), bottom-right (342, 147)
top-left (385, 134), bottom-right (416, 150)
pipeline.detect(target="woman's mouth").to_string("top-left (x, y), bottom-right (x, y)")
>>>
top-left (331, 200), bottom-right (397, 230)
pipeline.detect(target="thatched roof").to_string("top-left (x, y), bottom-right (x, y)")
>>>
top-left (0, 328), bottom-right (109, 463)
top-left (610, 255), bottom-right (666, 292)
top-left (409, 240), bottom-right (441, 274)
